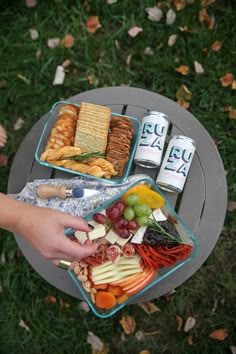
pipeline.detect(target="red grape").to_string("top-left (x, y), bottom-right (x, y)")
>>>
top-left (115, 201), bottom-right (126, 214)
top-left (114, 218), bottom-right (129, 230)
top-left (106, 207), bottom-right (121, 222)
top-left (93, 213), bottom-right (107, 224)
top-left (116, 228), bottom-right (130, 239)
top-left (127, 220), bottom-right (138, 231)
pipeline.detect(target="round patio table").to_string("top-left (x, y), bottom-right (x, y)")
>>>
top-left (7, 86), bottom-right (227, 303)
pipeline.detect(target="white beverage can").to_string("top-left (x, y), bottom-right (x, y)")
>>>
top-left (156, 135), bottom-right (196, 193)
top-left (134, 111), bottom-right (169, 168)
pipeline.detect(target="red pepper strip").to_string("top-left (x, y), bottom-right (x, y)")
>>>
top-left (148, 246), bottom-right (176, 266)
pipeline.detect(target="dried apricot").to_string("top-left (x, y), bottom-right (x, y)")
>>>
top-left (122, 184), bottom-right (165, 209)
top-left (95, 291), bottom-right (116, 309)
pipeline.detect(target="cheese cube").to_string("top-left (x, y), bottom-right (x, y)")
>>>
top-left (74, 230), bottom-right (88, 244)
top-left (105, 229), bottom-right (119, 244)
top-left (88, 225), bottom-right (106, 240)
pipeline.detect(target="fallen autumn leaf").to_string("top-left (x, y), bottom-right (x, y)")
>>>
top-left (220, 73), bottom-right (234, 87)
top-left (211, 40), bottom-right (223, 51)
top-left (19, 319), bottom-right (30, 332)
top-left (168, 34), bottom-right (178, 46)
top-left (194, 60), bottom-right (204, 74)
top-left (61, 34), bottom-right (75, 48)
top-left (145, 7), bottom-right (163, 22)
top-left (47, 38), bottom-right (60, 48)
top-left (138, 301), bottom-right (161, 314)
top-left (120, 315), bottom-right (136, 334)
top-left (209, 328), bottom-right (228, 341)
top-left (227, 201), bottom-right (236, 211)
top-left (199, 8), bottom-right (214, 29)
top-left (176, 85), bottom-right (192, 101)
top-left (86, 16), bottom-right (102, 34)
top-left (87, 331), bottom-right (104, 352)
top-left (166, 9), bottom-right (176, 25)
top-left (26, 0), bottom-right (37, 7)
top-left (175, 65), bottom-right (189, 75)
top-left (128, 26), bottom-right (143, 38)
top-left (184, 316), bottom-right (196, 332)
top-left (29, 28), bottom-right (39, 40)
top-left (13, 117), bottom-right (24, 131)
top-left (176, 315), bottom-right (183, 331)
top-left (0, 154), bottom-right (8, 167)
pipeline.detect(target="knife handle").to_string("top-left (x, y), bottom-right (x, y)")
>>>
top-left (36, 185), bottom-right (67, 199)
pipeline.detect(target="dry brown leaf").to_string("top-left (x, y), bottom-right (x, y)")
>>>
top-left (120, 315), bottom-right (136, 334)
top-left (83, 1), bottom-right (90, 11)
top-left (201, 0), bottom-right (215, 6)
top-left (179, 25), bottom-right (193, 32)
top-left (184, 317), bottom-right (196, 332)
top-left (166, 9), bottom-right (176, 25)
top-left (135, 330), bottom-right (145, 341)
top-left (36, 50), bottom-right (41, 58)
top-left (168, 34), bottom-right (178, 46)
top-left (61, 34), bottom-right (75, 48)
top-left (202, 47), bottom-right (208, 54)
top-left (128, 26), bottom-right (143, 38)
top-left (19, 319), bottom-right (30, 332)
top-left (26, 0), bottom-right (37, 7)
top-left (227, 201), bottom-right (236, 211)
top-left (199, 8), bottom-right (214, 29)
top-left (144, 47), bottom-right (153, 55)
top-left (176, 315), bottom-right (183, 331)
top-left (52, 65), bottom-right (65, 85)
top-left (229, 110), bottom-right (236, 119)
top-left (0, 79), bottom-right (7, 88)
top-left (107, 0), bottom-right (117, 3)
top-left (175, 65), bottom-right (189, 75)
top-left (211, 40), bottom-right (223, 51)
top-left (177, 100), bottom-right (190, 109)
top-left (59, 298), bottom-right (70, 308)
top-left (114, 40), bottom-right (120, 49)
top-left (138, 302), bottom-right (161, 314)
top-left (79, 301), bottom-right (90, 312)
top-left (194, 61), bottom-right (204, 74)
top-left (176, 85), bottom-right (192, 101)
top-left (188, 335), bottom-right (193, 345)
top-left (172, 0), bottom-right (187, 11)
top-left (143, 330), bottom-right (161, 336)
top-left (209, 328), bottom-right (228, 341)
top-left (87, 331), bottom-right (104, 352)
top-left (0, 154), bottom-right (8, 167)
top-left (145, 7), bottom-right (163, 21)
top-left (220, 73), bottom-right (234, 87)
top-left (139, 351), bottom-right (150, 354)
top-left (47, 38), bottom-right (60, 48)
top-left (17, 74), bottom-right (30, 85)
top-left (222, 106), bottom-right (232, 112)
top-left (126, 54), bottom-right (132, 66)
top-left (29, 28), bottom-right (39, 40)
top-left (44, 296), bottom-right (57, 303)
top-left (163, 289), bottom-right (176, 298)
top-left (230, 346), bottom-right (236, 354)
top-left (14, 117), bottom-right (24, 131)
top-left (86, 16), bottom-right (102, 34)
top-left (62, 59), bottom-right (72, 69)
top-left (232, 81), bottom-right (236, 90)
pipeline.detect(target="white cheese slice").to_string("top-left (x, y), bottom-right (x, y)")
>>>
top-left (130, 226), bottom-right (147, 244)
top-left (88, 224), bottom-right (106, 240)
top-left (115, 234), bottom-right (133, 246)
top-left (105, 229), bottom-right (119, 244)
top-left (152, 208), bottom-right (167, 222)
top-left (74, 230), bottom-right (88, 244)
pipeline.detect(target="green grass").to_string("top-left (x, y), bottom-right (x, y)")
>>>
top-left (0, 0), bottom-right (236, 353)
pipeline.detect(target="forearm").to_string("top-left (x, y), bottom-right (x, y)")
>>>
top-left (0, 192), bottom-right (29, 233)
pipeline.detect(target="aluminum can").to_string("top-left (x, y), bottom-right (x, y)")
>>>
top-left (156, 135), bottom-right (196, 193)
top-left (134, 111), bottom-right (169, 168)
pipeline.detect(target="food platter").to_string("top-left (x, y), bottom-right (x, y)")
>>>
top-left (35, 101), bottom-right (141, 184)
top-left (66, 178), bottom-right (198, 318)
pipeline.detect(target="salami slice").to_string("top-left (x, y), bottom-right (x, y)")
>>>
top-left (82, 256), bottom-right (103, 266)
top-left (121, 243), bottom-right (135, 257)
top-left (106, 245), bottom-right (121, 263)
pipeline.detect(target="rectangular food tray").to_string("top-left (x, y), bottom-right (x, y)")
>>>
top-left (66, 178), bottom-right (199, 318)
top-left (35, 100), bottom-right (141, 184)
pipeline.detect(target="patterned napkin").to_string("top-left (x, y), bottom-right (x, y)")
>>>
top-left (8, 174), bottom-right (151, 218)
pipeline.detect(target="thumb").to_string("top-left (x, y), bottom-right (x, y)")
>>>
top-left (60, 236), bottom-right (99, 261)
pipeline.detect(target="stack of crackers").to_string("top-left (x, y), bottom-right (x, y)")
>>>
top-left (105, 116), bottom-right (134, 176)
top-left (74, 102), bottom-right (110, 153)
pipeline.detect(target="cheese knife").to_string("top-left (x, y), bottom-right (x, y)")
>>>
top-left (36, 184), bottom-right (100, 199)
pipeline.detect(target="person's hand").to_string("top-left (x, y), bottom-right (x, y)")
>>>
top-left (14, 205), bottom-right (99, 266)
top-left (0, 124), bottom-right (7, 147)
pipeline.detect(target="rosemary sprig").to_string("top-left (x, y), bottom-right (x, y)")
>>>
top-left (60, 152), bottom-right (105, 161)
top-left (147, 218), bottom-right (183, 244)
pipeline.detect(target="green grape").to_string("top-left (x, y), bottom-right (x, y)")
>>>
top-left (125, 193), bottom-right (139, 207)
top-left (136, 216), bottom-right (149, 227)
top-left (124, 207), bottom-right (135, 221)
top-left (133, 203), bottom-right (149, 216)
top-left (143, 205), bottom-right (152, 217)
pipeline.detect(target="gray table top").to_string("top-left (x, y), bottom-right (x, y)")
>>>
top-left (7, 86), bottom-right (227, 303)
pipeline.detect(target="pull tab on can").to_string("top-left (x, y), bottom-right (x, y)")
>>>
top-left (134, 111), bottom-right (169, 168)
top-left (156, 135), bottom-right (196, 193)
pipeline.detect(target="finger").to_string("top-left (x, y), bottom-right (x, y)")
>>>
top-left (57, 237), bottom-right (99, 261)
top-left (59, 213), bottom-right (91, 232)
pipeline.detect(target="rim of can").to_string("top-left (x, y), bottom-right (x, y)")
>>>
top-left (145, 111), bottom-right (169, 119)
top-left (173, 135), bottom-right (197, 147)
top-left (156, 182), bottom-right (182, 193)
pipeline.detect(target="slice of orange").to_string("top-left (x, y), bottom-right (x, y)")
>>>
top-left (122, 184), bottom-right (165, 209)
